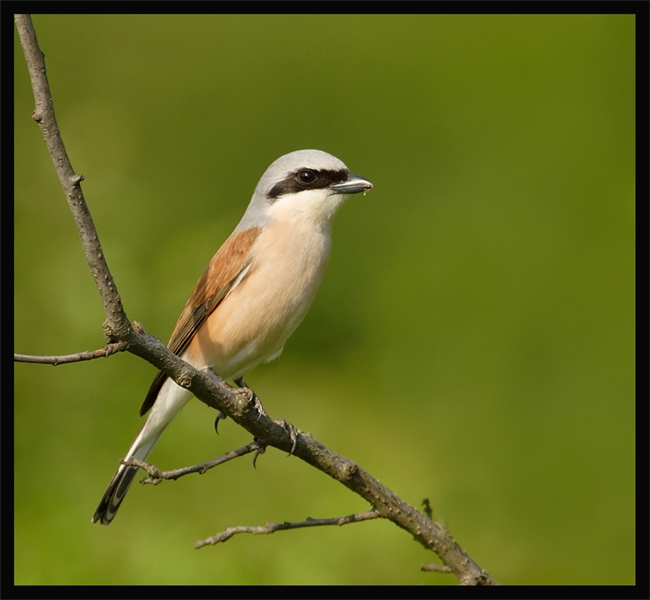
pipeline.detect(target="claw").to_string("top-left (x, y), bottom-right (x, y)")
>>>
top-left (252, 440), bottom-right (266, 468)
top-left (235, 378), bottom-right (267, 420)
top-left (202, 367), bottom-right (228, 435)
top-left (275, 419), bottom-right (299, 455)
top-left (213, 411), bottom-right (226, 434)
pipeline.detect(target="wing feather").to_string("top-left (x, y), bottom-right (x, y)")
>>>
top-left (139, 227), bottom-right (261, 416)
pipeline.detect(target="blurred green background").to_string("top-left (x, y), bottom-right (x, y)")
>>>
top-left (14, 15), bottom-right (634, 585)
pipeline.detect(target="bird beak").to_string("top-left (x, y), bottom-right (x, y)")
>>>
top-left (330, 173), bottom-right (374, 195)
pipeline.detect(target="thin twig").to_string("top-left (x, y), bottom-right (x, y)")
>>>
top-left (125, 442), bottom-right (262, 485)
top-left (14, 342), bottom-right (128, 365)
top-left (196, 510), bottom-right (382, 548)
top-left (421, 563), bottom-right (454, 574)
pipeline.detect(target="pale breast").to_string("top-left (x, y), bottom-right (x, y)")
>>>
top-left (186, 218), bottom-right (332, 380)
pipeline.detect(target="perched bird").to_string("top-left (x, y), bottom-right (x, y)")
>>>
top-left (92, 149), bottom-right (373, 525)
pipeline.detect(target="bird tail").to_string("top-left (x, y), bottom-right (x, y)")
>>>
top-left (92, 379), bottom-right (193, 525)
top-left (91, 426), bottom-right (163, 525)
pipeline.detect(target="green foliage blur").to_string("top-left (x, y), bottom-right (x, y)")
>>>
top-left (14, 15), bottom-right (635, 585)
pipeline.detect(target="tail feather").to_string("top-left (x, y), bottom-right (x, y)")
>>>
top-left (92, 375), bottom-right (193, 525)
top-left (92, 432), bottom-right (161, 525)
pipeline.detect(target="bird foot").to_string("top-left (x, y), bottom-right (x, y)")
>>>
top-left (274, 419), bottom-right (299, 455)
top-left (235, 377), bottom-right (266, 421)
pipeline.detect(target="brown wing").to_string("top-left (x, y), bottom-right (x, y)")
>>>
top-left (139, 227), bottom-right (261, 416)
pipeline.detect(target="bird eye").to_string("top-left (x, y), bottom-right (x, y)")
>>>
top-left (298, 170), bottom-right (316, 185)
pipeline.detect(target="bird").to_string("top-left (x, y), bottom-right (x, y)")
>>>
top-left (92, 149), bottom-right (373, 525)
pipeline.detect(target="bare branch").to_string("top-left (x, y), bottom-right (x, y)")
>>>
top-left (124, 442), bottom-right (261, 484)
top-left (14, 14), bottom-right (130, 341)
top-left (14, 342), bottom-right (128, 365)
top-left (195, 510), bottom-right (382, 549)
